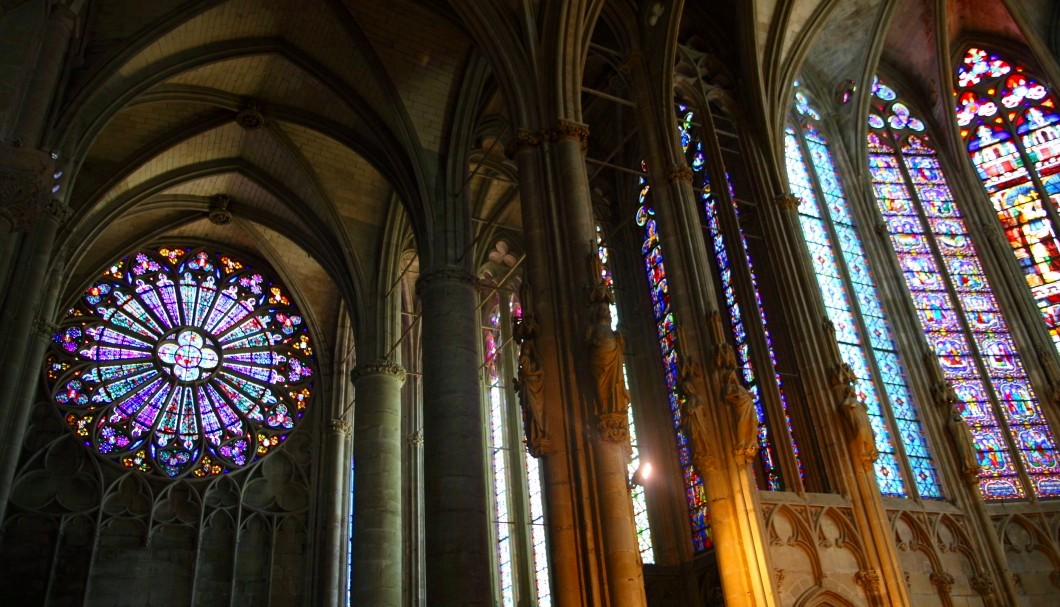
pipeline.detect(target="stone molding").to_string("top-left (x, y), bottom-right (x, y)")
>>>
top-left (209, 194), bottom-right (232, 225)
top-left (42, 198), bottom-right (71, 224)
top-left (328, 418), bottom-right (352, 437)
top-left (415, 266), bottom-right (477, 295)
top-left (407, 429), bottom-right (424, 447)
top-left (32, 316), bottom-right (59, 340)
top-left (667, 165), bottom-right (694, 183)
top-left (772, 193), bottom-right (800, 212)
top-left (351, 359), bottom-right (407, 384)
top-left (596, 412), bottom-right (631, 445)
top-left (551, 119), bottom-right (589, 151)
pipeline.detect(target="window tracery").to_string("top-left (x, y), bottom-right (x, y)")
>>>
top-left (785, 85), bottom-right (941, 499)
top-left (46, 246), bottom-right (315, 479)
top-left (868, 75), bottom-right (1060, 499)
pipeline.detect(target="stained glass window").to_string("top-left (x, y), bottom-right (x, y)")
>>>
top-left (596, 226), bottom-right (655, 562)
top-left (482, 289), bottom-right (551, 605)
top-left (869, 76), bottom-right (1060, 499)
top-left (784, 87), bottom-right (941, 499)
top-left (954, 47), bottom-right (1060, 353)
top-left (678, 105), bottom-right (802, 492)
top-left (47, 246), bottom-right (315, 478)
top-left (635, 167), bottom-right (711, 552)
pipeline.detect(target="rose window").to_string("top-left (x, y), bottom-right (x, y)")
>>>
top-left (46, 247), bottom-right (316, 478)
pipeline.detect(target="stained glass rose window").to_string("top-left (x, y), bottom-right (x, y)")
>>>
top-left (46, 247), bottom-right (315, 478)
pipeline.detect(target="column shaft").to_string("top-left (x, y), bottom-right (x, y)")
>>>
top-left (418, 269), bottom-right (492, 605)
top-left (351, 361), bottom-right (406, 606)
top-left (13, 5), bottom-right (76, 147)
top-left (321, 419), bottom-right (351, 606)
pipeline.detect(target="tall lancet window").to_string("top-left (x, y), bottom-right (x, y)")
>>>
top-left (784, 85), bottom-right (941, 499)
top-left (482, 287), bottom-right (551, 606)
top-left (868, 75), bottom-right (1060, 499)
top-left (954, 47), bottom-right (1060, 353)
top-left (595, 225), bottom-right (655, 562)
top-left (678, 105), bottom-right (803, 491)
top-left (635, 169), bottom-right (711, 552)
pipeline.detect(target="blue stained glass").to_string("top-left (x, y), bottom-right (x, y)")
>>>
top-left (680, 109), bottom-right (800, 491)
top-left (788, 106), bottom-right (942, 498)
top-left (636, 168), bottom-right (711, 551)
top-left (873, 75), bottom-right (1060, 498)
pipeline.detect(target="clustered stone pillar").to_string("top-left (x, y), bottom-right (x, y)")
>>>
top-left (350, 359), bottom-right (406, 606)
top-left (417, 267), bottom-right (493, 605)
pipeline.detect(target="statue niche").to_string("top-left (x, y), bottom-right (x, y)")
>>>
top-left (514, 314), bottom-right (550, 456)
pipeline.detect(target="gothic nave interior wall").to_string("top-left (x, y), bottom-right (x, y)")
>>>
top-left (1, 1), bottom-right (1060, 606)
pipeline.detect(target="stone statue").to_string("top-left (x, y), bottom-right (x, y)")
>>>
top-left (948, 405), bottom-right (981, 479)
top-left (841, 387), bottom-right (879, 467)
top-left (585, 301), bottom-right (629, 419)
top-left (679, 355), bottom-right (717, 471)
top-left (514, 315), bottom-right (549, 456)
top-left (723, 369), bottom-right (758, 460)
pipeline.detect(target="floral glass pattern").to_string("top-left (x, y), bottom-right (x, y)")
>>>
top-left (954, 47), bottom-right (1060, 355)
top-left (869, 76), bottom-right (1060, 499)
top-left (786, 87), bottom-right (941, 499)
top-left (47, 247), bottom-right (315, 479)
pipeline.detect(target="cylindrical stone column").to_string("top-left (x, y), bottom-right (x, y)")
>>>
top-left (350, 360), bottom-right (406, 606)
top-left (321, 417), bottom-right (352, 606)
top-left (417, 268), bottom-right (492, 605)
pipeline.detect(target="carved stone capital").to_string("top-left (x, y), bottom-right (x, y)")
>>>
top-left (415, 266), bottom-right (477, 294)
top-left (930, 571), bottom-right (954, 594)
top-left (667, 165), bottom-right (694, 183)
top-left (236, 102), bottom-right (265, 130)
top-left (351, 359), bottom-right (407, 384)
top-left (328, 418), bottom-right (352, 436)
top-left (773, 193), bottom-right (800, 212)
top-left (32, 316), bottom-right (59, 340)
top-left (0, 146), bottom-right (52, 232)
top-left (855, 569), bottom-right (880, 594)
top-left (42, 198), bottom-right (71, 224)
top-left (551, 119), bottom-right (589, 151)
top-left (971, 574), bottom-right (995, 596)
top-left (209, 194), bottom-right (232, 225)
top-left (408, 429), bottom-right (424, 447)
top-left (596, 412), bottom-right (631, 445)
top-left (505, 128), bottom-right (546, 157)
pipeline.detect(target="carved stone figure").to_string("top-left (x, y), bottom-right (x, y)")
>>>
top-left (837, 366), bottom-right (879, 468)
top-left (723, 369), bottom-right (758, 460)
top-left (515, 334), bottom-right (549, 456)
top-left (585, 301), bottom-right (629, 419)
top-left (679, 356), bottom-right (717, 472)
top-left (948, 405), bottom-right (981, 479)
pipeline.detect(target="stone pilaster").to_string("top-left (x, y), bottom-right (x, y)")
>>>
top-left (321, 417), bottom-right (351, 606)
top-left (350, 359), bottom-right (406, 607)
top-left (416, 268), bottom-right (493, 605)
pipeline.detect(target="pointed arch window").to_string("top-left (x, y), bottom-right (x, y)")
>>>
top-left (635, 169), bottom-right (711, 552)
top-left (868, 75), bottom-right (1060, 499)
top-left (482, 287), bottom-right (551, 605)
top-left (954, 47), bottom-right (1060, 353)
top-left (784, 85), bottom-right (942, 499)
top-left (595, 225), bottom-right (655, 562)
top-left (678, 104), bottom-right (804, 492)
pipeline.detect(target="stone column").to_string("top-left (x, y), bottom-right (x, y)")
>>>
top-left (417, 268), bottom-right (492, 605)
top-left (11, 3), bottom-right (77, 147)
top-left (0, 242), bottom-right (65, 524)
top-left (350, 360), bottom-right (406, 606)
top-left (321, 417), bottom-right (351, 606)
top-left (0, 145), bottom-right (54, 297)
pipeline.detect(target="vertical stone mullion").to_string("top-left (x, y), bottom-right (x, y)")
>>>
top-left (418, 268), bottom-right (493, 606)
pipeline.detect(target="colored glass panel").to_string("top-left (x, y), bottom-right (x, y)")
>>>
top-left (678, 107), bottom-right (802, 491)
top-left (956, 47), bottom-right (1060, 355)
top-left (47, 247), bottom-right (315, 478)
top-left (871, 76), bottom-right (1060, 499)
top-left (636, 170), bottom-right (711, 552)
top-left (483, 300), bottom-right (515, 605)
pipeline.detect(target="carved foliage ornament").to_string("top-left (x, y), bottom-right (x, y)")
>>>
top-left (0, 146), bottom-right (53, 232)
